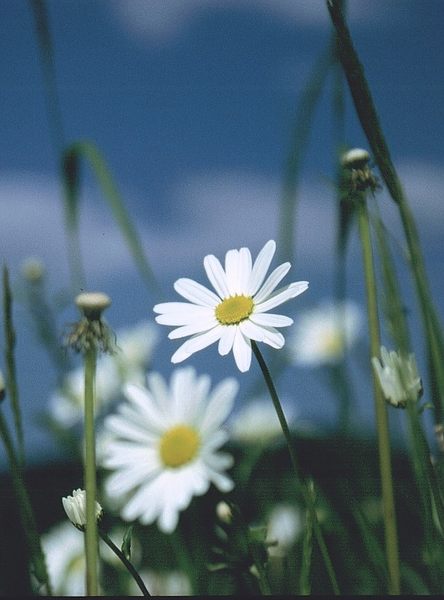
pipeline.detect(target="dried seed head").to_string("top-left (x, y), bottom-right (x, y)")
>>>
top-left (75, 292), bottom-right (111, 321)
top-left (65, 292), bottom-right (115, 354)
top-left (341, 148), bottom-right (370, 169)
top-left (341, 148), bottom-right (380, 194)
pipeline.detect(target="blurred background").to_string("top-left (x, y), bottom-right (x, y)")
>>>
top-left (1, 0), bottom-right (444, 467)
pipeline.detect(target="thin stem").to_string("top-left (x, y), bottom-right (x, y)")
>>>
top-left (99, 531), bottom-right (151, 596)
top-left (84, 345), bottom-right (99, 595)
top-left (251, 341), bottom-right (340, 595)
top-left (3, 266), bottom-right (25, 464)
top-left (357, 199), bottom-right (400, 594)
top-left (0, 412), bottom-right (52, 594)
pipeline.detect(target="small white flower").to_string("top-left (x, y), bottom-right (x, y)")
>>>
top-left (62, 488), bottom-right (103, 530)
top-left (288, 300), bottom-right (363, 366)
top-left (372, 346), bottom-right (422, 408)
top-left (153, 240), bottom-right (308, 372)
top-left (101, 366), bottom-right (238, 533)
top-left (230, 398), bottom-right (296, 444)
top-left (266, 503), bottom-right (303, 557)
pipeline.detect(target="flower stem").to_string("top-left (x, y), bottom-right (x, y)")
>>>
top-left (251, 341), bottom-right (340, 595)
top-left (99, 531), bottom-right (151, 596)
top-left (357, 198), bottom-right (400, 594)
top-left (84, 345), bottom-right (99, 595)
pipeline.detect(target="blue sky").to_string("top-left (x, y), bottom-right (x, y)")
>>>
top-left (1, 0), bottom-right (444, 464)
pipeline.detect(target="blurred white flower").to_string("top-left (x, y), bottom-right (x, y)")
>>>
top-left (129, 569), bottom-right (192, 596)
top-left (62, 488), bottom-right (103, 530)
top-left (372, 346), bottom-right (422, 408)
top-left (41, 521), bottom-right (116, 596)
top-left (288, 300), bottom-right (363, 366)
top-left (154, 240), bottom-right (308, 372)
top-left (230, 398), bottom-right (296, 444)
top-left (48, 320), bottom-right (159, 428)
top-left (101, 366), bottom-right (237, 533)
top-left (266, 503), bottom-right (303, 557)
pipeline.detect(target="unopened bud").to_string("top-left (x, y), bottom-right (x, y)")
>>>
top-left (62, 488), bottom-right (103, 531)
top-left (21, 257), bottom-right (45, 283)
top-left (216, 501), bottom-right (233, 524)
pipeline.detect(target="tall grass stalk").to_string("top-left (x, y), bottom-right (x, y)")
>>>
top-left (2, 267), bottom-right (25, 464)
top-left (327, 0), bottom-right (444, 425)
top-left (251, 341), bottom-right (340, 595)
top-left (83, 345), bottom-right (99, 595)
top-left (357, 196), bottom-right (400, 593)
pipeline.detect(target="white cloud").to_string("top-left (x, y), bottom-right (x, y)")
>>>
top-left (1, 162), bottom-right (442, 293)
top-left (111, 0), bottom-right (394, 45)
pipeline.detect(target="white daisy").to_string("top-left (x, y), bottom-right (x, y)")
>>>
top-left (153, 240), bottom-right (308, 372)
top-left (101, 366), bottom-right (238, 533)
top-left (288, 300), bottom-right (363, 366)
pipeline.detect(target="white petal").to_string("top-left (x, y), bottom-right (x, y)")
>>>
top-left (122, 478), bottom-right (161, 522)
top-left (224, 249), bottom-right (240, 295)
top-left (207, 468), bottom-right (234, 493)
top-left (168, 318), bottom-right (218, 340)
top-left (103, 444), bottom-right (156, 468)
top-left (238, 247), bottom-right (252, 293)
top-left (204, 452), bottom-right (234, 471)
top-left (260, 327), bottom-right (285, 349)
top-left (104, 415), bottom-right (155, 443)
top-left (218, 326), bottom-right (237, 356)
top-left (248, 240), bottom-right (276, 296)
top-left (154, 302), bottom-right (214, 325)
top-left (204, 254), bottom-right (230, 298)
top-left (201, 428), bottom-right (230, 451)
top-left (174, 278), bottom-right (220, 307)
top-left (106, 462), bottom-right (159, 496)
top-left (199, 378), bottom-right (238, 434)
top-left (239, 319), bottom-right (267, 342)
top-left (250, 313), bottom-right (293, 327)
top-left (171, 326), bottom-right (223, 363)
top-left (123, 383), bottom-right (168, 431)
top-left (233, 328), bottom-right (252, 372)
top-left (255, 281), bottom-right (309, 313)
top-left (253, 262), bottom-right (291, 304)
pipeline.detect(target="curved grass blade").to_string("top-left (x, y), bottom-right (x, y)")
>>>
top-left (62, 141), bottom-right (162, 298)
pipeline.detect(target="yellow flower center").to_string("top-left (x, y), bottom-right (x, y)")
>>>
top-left (322, 331), bottom-right (344, 357)
top-left (159, 425), bottom-right (200, 468)
top-left (215, 295), bottom-right (254, 325)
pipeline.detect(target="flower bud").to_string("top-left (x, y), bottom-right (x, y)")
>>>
top-left (341, 148), bottom-right (370, 169)
top-left (75, 292), bottom-right (111, 321)
top-left (372, 346), bottom-right (422, 408)
top-left (216, 501), bottom-right (233, 524)
top-left (62, 488), bottom-right (103, 531)
top-left (21, 257), bottom-right (45, 283)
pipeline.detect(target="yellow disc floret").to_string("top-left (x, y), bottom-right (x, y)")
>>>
top-left (159, 425), bottom-right (200, 468)
top-left (215, 295), bottom-right (254, 325)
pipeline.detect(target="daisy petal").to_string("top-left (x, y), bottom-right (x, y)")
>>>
top-left (200, 378), bottom-right (239, 434)
top-left (238, 247), bottom-right (252, 293)
top-left (218, 325), bottom-right (236, 356)
top-left (204, 254), bottom-right (230, 298)
top-left (255, 281), bottom-right (309, 313)
top-left (233, 328), bottom-right (252, 372)
top-left (168, 318), bottom-right (218, 340)
top-left (248, 240), bottom-right (276, 296)
top-left (171, 327), bottom-right (223, 363)
top-left (224, 249), bottom-right (240, 295)
top-left (239, 319), bottom-right (267, 342)
top-left (253, 262), bottom-right (291, 304)
top-left (250, 313), bottom-right (293, 327)
top-left (174, 278), bottom-right (220, 307)
top-left (154, 303), bottom-right (213, 325)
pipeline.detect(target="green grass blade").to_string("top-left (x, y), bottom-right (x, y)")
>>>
top-left (326, 0), bottom-right (444, 424)
top-left (2, 266), bottom-right (25, 465)
top-left (278, 43), bottom-right (334, 264)
top-left (62, 141), bottom-right (162, 298)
